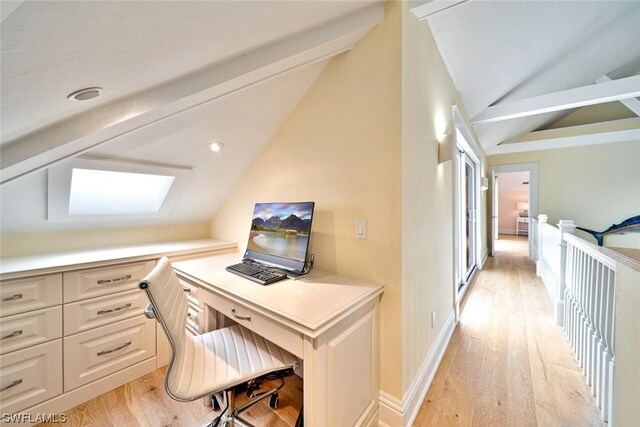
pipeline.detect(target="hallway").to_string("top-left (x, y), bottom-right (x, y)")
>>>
top-left (414, 236), bottom-right (605, 426)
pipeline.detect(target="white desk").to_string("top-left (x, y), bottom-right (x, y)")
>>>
top-left (516, 216), bottom-right (529, 236)
top-left (172, 252), bottom-right (384, 427)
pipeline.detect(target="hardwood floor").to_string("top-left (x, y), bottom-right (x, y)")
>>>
top-left (36, 368), bottom-right (302, 427)
top-left (414, 235), bottom-right (605, 427)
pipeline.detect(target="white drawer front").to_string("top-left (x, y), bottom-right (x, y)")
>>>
top-left (0, 306), bottom-right (62, 355)
top-left (0, 339), bottom-right (62, 414)
top-left (64, 261), bottom-right (155, 303)
top-left (64, 289), bottom-right (148, 335)
top-left (203, 291), bottom-right (303, 358)
top-left (178, 278), bottom-right (203, 308)
top-left (63, 315), bottom-right (156, 391)
top-left (186, 302), bottom-right (204, 335)
top-left (0, 274), bottom-right (62, 317)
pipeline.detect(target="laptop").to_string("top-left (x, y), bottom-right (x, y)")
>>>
top-left (226, 201), bottom-right (315, 285)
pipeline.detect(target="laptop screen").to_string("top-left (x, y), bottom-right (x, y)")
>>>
top-left (244, 201), bottom-right (315, 274)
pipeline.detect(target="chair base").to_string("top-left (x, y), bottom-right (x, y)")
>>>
top-left (205, 385), bottom-right (279, 427)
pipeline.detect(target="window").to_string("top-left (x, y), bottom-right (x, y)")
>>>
top-left (48, 157), bottom-right (191, 221)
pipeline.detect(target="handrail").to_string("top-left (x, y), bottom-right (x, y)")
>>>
top-left (563, 233), bottom-right (617, 270)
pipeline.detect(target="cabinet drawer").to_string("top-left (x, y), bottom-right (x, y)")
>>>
top-left (0, 306), bottom-right (62, 355)
top-left (178, 278), bottom-right (203, 308)
top-left (0, 339), bottom-right (62, 414)
top-left (64, 261), bottom-right (155, 303)
top-left (63, 315), bottom-right (156, 391)
top-left (64, 289), bottom-right (148, 335)
top-left (186, 302), bottom-right (204, 335)
top-left (204, 291), bottom-right (303, 358)
top-left (0, 274), bottom-right (62, 317)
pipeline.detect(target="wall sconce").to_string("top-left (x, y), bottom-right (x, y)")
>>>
top-left (437, 133), bottom-right (454, 164)
top-left (481, 177), bottom-right (489, 190)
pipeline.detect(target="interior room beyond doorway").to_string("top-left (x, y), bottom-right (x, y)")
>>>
top-left (496, 171), bottom-right (530, 252)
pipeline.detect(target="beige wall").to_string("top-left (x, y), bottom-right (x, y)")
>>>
top-left (210, 1), bottom-right (403, 398)
top-left (498, 190), bottom-right (528, 232)
top-left (400, 3), bottom-right (487, 392)
top-left (0, 222), bottom-right (210, 258)
top-left (489, 141), bottom-right (640, 248)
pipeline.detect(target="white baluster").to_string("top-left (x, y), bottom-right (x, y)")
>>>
top-left (537, 214), bottom-right (547, 276)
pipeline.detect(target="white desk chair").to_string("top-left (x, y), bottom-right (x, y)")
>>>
top-left (139, 257), bottom-right (299, 427)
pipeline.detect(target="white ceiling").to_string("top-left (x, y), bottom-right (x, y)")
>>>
top-left (0, 0), bottom-right (383, 233)
top-left (426, 0), bottom-right (640, 151)
top-left (498, 171), bottom-right (529, 193)
top-left (0, 61), bottom-right (327, 233)
top-left (0, 0), bottom-right (372, 143)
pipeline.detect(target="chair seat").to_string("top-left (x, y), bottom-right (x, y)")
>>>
top-left (167, 323), bottom-right (298, 400)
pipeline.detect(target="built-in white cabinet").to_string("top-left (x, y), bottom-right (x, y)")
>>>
top-left (0, 274), bottom-right (62, 317)
top-left (0, 239), bottom-right (234, 425)
top-left (0, 261), bottom-right (154, 418)
top-left (0, 306), bottom-right (62, 355)
top-left (0, 340), bottom-right (63, 414)
top-left (63, 261), bottom-right (155, 303)
top-left (64, 314), bottom-right (156, 391)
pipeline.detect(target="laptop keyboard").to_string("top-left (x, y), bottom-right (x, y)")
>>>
top-left (225, 261), bottom-right (288, 285)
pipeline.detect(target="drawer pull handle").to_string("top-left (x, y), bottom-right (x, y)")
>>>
top-left (1, 379), bottom-right (23, 392)
top-left (97, 303), bottom-right (132, 315)
top-left (230, 307), bottom-right (251, 321)
top-left (182, 287), bottom-right (191, 293)
top-left (97, 274), bottom-right (132, 285)
top-left (97, 341), bottom-right (132, 356)
top-left (2, 293), bottom-right (23, 302)
top-left (1, 330), bottom-right (23, 340)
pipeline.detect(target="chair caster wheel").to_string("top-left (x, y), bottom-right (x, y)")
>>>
top-left (268, 393), bottom-right (279, 409)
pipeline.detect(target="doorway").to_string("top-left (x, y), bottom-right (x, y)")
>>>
top-left (494, 171), bottom-right (530, 254)
top-left (490, 163), bottom-right (539, 257)
top-left (454, 128), bottom-right (481, 306)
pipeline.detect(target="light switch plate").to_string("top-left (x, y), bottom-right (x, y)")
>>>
top-left (355, 218), bottom-right (366, 239)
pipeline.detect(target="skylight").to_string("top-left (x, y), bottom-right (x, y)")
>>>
top-left (48, 157), bottom-right (191, 222)
top-left (68, 168), bottom-right (175, 216)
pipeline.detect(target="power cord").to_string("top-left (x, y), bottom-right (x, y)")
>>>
top-left (245, 368), bottom-right (295, 398)
top-left (303, 253), bottom-right (315, 274)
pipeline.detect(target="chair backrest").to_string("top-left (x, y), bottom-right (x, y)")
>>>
top-left (139, 257), bottom-right (188, 362)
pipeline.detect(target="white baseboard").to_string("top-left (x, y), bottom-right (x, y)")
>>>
top-left (378, 308), bottom-right (456, 427)
top-left (378, 392), bottom-right (403, 427)
top-left (481, 249), bottom-right (489, 269)
top-left (499, 228), bottom-right (528, 236)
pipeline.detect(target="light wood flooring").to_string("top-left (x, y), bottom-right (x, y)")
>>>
top-left (36, 368), bottom-right (302, 427)
top-left (414, 235), bottom-right (605, 426)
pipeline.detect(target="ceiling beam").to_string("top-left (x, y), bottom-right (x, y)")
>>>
top-left (0, 3), bottom-right (383, 185)
top-left (409, 0), bottom-right (468, 20)
top-left (472, 75), bottom-right (640, 124)
top-left (488, 118), bottom-right (640, 155)
top-left (1, 1), bottom-right (24, 23)
top-left (596, 75), bottom-right (640, 116)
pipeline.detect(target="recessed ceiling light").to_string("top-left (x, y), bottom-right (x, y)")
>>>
top-left (209, 141), bottom-right (224, 153)
top-left (67, 87), bottom-right (103, 101)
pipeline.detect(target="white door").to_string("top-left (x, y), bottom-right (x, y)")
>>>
top-left (463, 154), bottom-right (477, 281)
top-left (491, 172), bottom-right (499, 256)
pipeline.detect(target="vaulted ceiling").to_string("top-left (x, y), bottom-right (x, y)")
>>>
top-left (0, 0), bottom-right (383, 232)
top-left (416, 0), bottom-right (640, 154)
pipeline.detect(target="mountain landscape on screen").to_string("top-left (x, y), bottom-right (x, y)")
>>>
top-left (247, 202), bottom-right (314, 261)
top-left (251, 214), bottom-right (311, 234)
